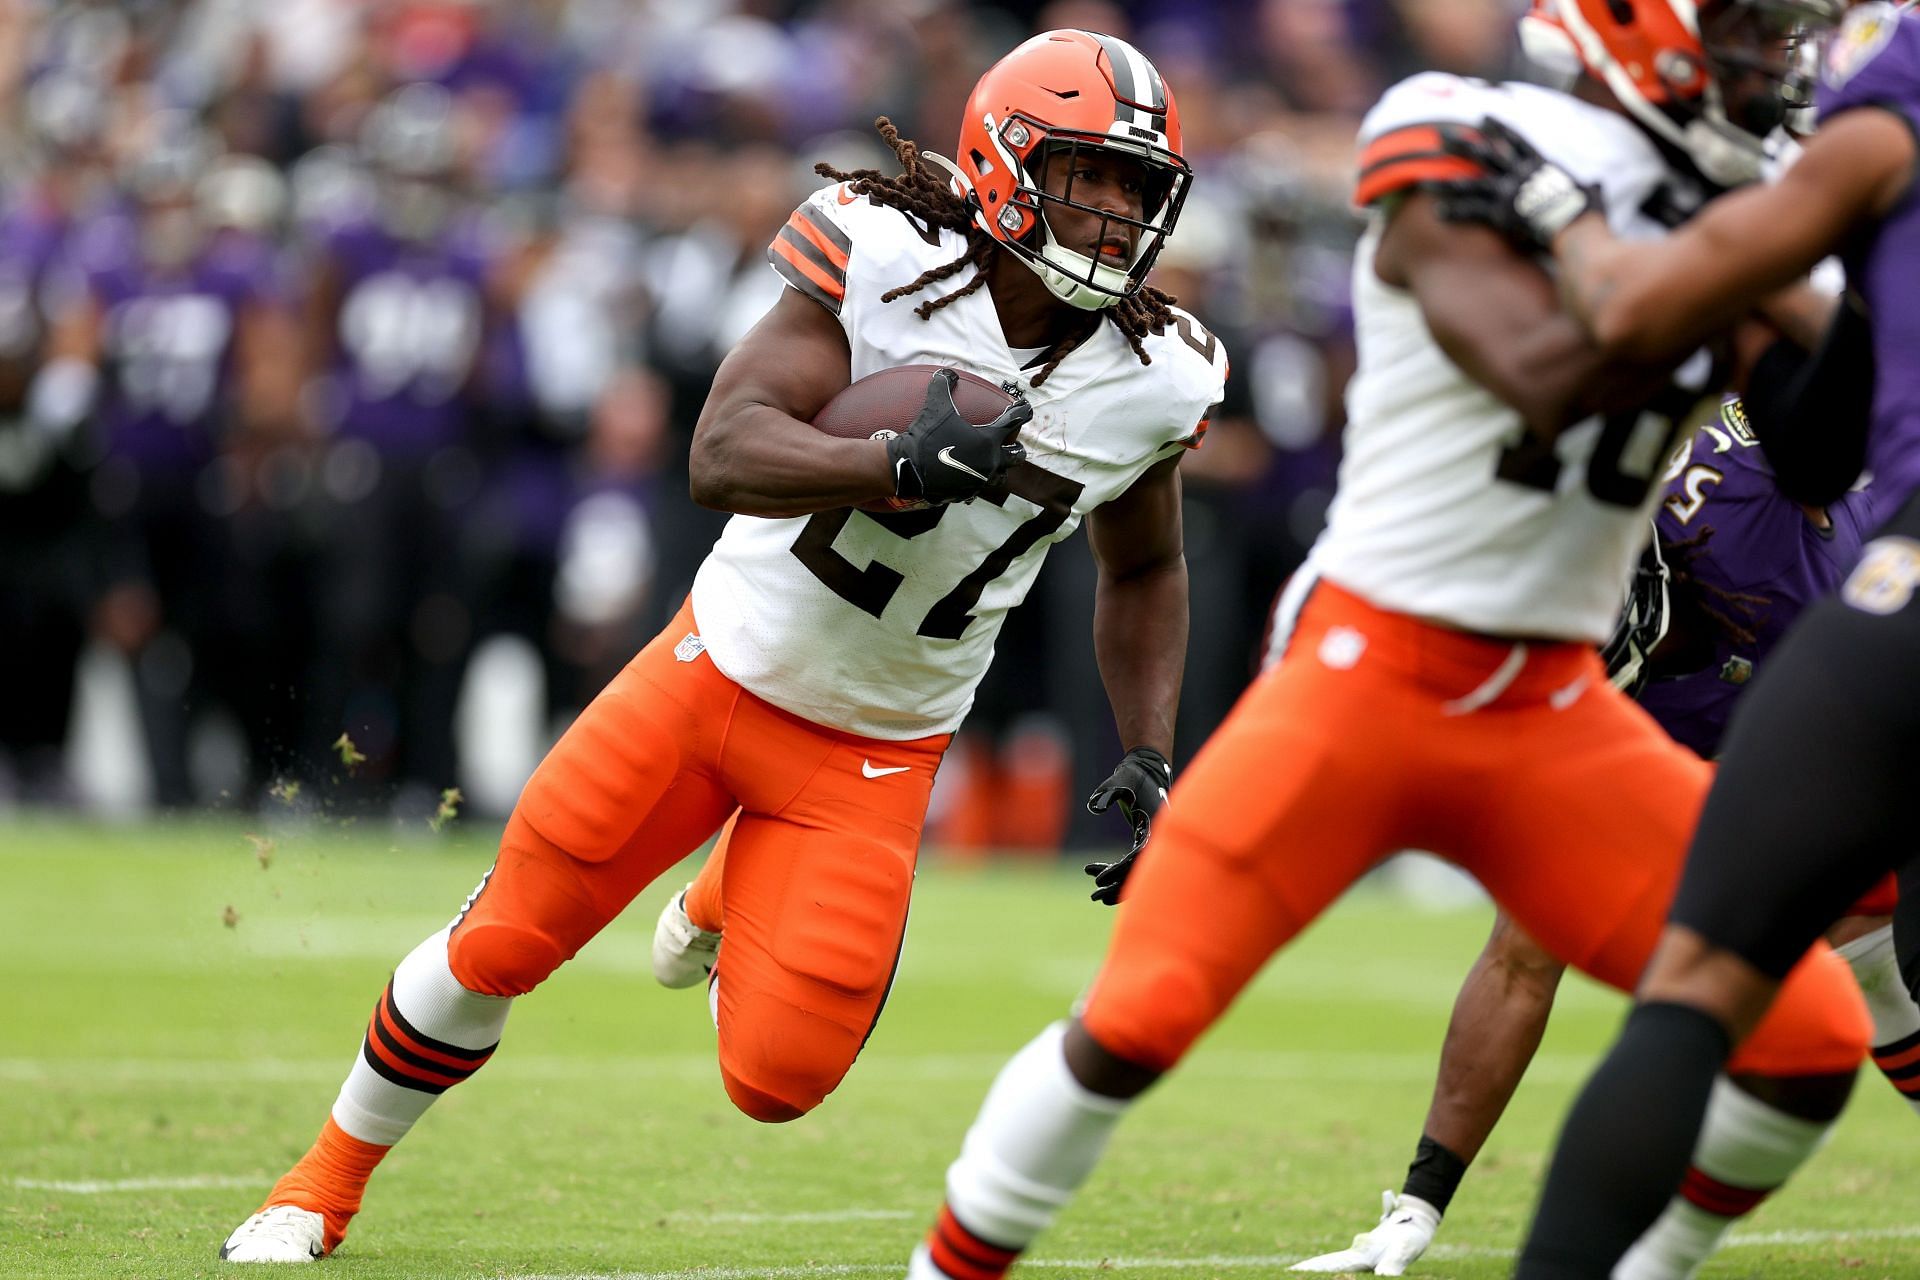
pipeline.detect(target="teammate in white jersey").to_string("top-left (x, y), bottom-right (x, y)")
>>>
top-left (898, 8), bottom-right (1870, 1276)
top-left (217, 29), bottom-right (1227, 1264)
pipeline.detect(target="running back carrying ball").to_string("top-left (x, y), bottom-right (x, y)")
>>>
top-left (811, 365), bottom-right (1028, 511)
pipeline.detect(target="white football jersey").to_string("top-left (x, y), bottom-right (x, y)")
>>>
top-left (1309, 74), bottom-right (1710, 644)
top-left (690, 182), bottom-right (1228, 740)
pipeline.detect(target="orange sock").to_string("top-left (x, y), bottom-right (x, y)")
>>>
top-left (683, 814), bottom-right (736, 933)
top-left (261, 1116), bottom-right (390, 1254)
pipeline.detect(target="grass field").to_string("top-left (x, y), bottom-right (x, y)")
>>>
top-left (3, 819), bottom-right (1915, 1280)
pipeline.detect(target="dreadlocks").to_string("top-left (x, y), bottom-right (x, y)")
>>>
top-left (1664, 525), bottom-right (1768, 653)
top-left (814, 118), bottom-right (1178, 388)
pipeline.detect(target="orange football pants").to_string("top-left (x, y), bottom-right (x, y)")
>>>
top-left (447, 599), bottom-right (948, 1122)
top-left (1082, 581), bottom-right (1869, 1079)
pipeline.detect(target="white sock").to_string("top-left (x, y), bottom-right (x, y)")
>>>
top-left (1613, 1075), bottom-right (1832, 1280)
top-left (939, 1022), bottom-right (1131, 1251)
top-left (1834, 924), bottom-right (1920, 1115)
top-left (330, 928), bottom-right (513, 1145)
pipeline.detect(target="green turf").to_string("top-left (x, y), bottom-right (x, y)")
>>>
top-left (2, 819), bottom-right (1912, 1279)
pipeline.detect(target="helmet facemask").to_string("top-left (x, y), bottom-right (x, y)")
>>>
top-left (1540, 0), bottom-right (1843, 188)
top-left (1677, 0), bottom-right (1841, 180)
top-left (981, 113), bottom-right (1191, 311)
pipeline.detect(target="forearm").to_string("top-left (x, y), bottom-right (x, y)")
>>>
top-left (688, 404), bottom-right (895, 516)
top-left (1755, 282), bottom-right (1838, 352)
top-left (1093, 558), bottom-right (1186, 756)
top-left (1421, 921), bottom-right (1566, 1165)
top-left (1550, 212), bottom-right (1803, 361)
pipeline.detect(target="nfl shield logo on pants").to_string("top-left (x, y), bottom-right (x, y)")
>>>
top-left (674, 633), bottom-right (707, 663)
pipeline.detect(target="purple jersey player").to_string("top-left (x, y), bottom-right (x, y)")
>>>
top-left (1636, 400), bottom-right (1876, 758)
top-left (309, 216), bottom-right (491, 455)
top-left (77, 222), bottom-right (277, 471)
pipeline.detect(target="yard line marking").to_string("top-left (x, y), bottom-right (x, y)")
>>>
top-left (0, 1048), bottom-right (1606, 1087)
top-left (691, 1210), bottom-right (915, 1225)
top-left (1, 1176), bottom-right (908, 1227)
top-left (521, 1226), bottom-right (1920, 1279)
top-left (10, 1175), bottom-right (264, 1193)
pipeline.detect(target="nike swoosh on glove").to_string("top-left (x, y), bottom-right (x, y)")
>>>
top-left (887, 368), bottom-right (1030, 505)
top-left (1290, 1191), bottom-right (1441, 1276)
top-left (1083, 745), bottom-right (1171, 906)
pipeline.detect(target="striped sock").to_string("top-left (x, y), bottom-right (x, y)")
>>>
top-left (912, 1206), bottom-right (1023, 1280)
top-left (1834, 925), bottom-right (1920, 1115)
top-left (263, 928), bottom-right (511, 1251)
top-left (912, 1022), bottom-right (1131, 1277)
top-left (332, 928), bottom-right (511, 1145)
top-left (1615, 1076), bottom-right (1832, 1280)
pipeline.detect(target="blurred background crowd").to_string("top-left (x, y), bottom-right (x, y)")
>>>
top-left (0, 0), bottom-right (1531, 848)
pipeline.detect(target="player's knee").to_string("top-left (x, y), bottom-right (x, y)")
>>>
top-left (715, 992), bottom-right (860, 1123)
top-left (1080, 962), bottom-right (1215, 1073)
top-left (446, 920), bottom-right (567, 997)
top-left (1736, 946), bottom-right (1871, 1078)
top-left (719, 1063), bottom-right (817, 1124)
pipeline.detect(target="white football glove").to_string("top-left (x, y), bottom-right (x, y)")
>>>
top-left (1290, 1190), bottom-right (1441, 1276)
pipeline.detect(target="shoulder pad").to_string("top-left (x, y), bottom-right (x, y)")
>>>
top-left (768, 185), bottom-right (855, 315)
top-left (1353, 75), bottom-right (1501, 208)
top-left (767, 182), bottom-right (967, 317)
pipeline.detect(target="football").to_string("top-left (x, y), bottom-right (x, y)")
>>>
top-left (812, 364), bottom-right (1019, 512)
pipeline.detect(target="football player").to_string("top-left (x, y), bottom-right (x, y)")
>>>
top-left (297, 82), bottom-right (497, 808)
top-left (218, 30), bottom-right (1226, 1263)
top-left (1428, 0), bottom-right (1920, 1271)
top-left (46, 112), bottom-right (287, 806)
top-left (896, 4), bottom-right (1875, 1278)
top-left (1292, 396), bottom-right (1906, 1278)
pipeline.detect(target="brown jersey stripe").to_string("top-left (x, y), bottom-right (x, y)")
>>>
top-left (379, 982), bottom-right (497, 1062)
top-left (787, 208), bottom-right (852, 269)
top-left (1353, 154), bottom-right (1486, 207)
top-left (776, 224), bottom-right (847, 286)
top-left (769, 239), bottom-right (845, 314)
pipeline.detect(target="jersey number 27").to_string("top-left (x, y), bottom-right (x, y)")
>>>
top-left (791, 459), bottom-right (1083, 639)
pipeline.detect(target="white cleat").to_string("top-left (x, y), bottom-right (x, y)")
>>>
top-left (220, 1204), bottom-right (325, 1263)
top-left (652, 887), bottom-right (721, 989)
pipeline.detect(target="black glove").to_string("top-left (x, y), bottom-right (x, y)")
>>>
top-left (1083, 745), bottom-right (1171, 906)
top-left (886, 368), bottom-right (1030, 506)
top-left (1432, 118), bottom-right (1601, 252)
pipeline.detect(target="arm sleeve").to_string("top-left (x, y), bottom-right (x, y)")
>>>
top-left (1745, 293), bottom-right (1874, 506)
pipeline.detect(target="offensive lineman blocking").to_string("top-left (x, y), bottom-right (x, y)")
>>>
top-left (901, 11), bottom-right (1871, 1278)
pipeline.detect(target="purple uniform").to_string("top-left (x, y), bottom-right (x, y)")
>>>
top-left (1816, 2), bottom-right (1920, 510)
top-left (1635, 401), bottom-right (1876, 756)
top-left (318, 219), bottom-right (491, 456)
top-left (0, 193), bottom-right (72, 368)
top-left (80, 224), bottom-right (275, 471)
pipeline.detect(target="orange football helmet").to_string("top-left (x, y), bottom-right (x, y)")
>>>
top-left (1518, 0), bottom-right (1842, 185)
top-left (948, 29), bottom-right (1191, 310)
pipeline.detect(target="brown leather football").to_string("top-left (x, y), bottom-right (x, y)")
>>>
top-left (812, 365), bottom-right (1018, 512)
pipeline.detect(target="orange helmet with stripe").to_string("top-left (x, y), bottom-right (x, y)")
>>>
top-left (1518, 0), bottom-right (1842, 185)
top-left (947, 29), bottom-right (1192, 310)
